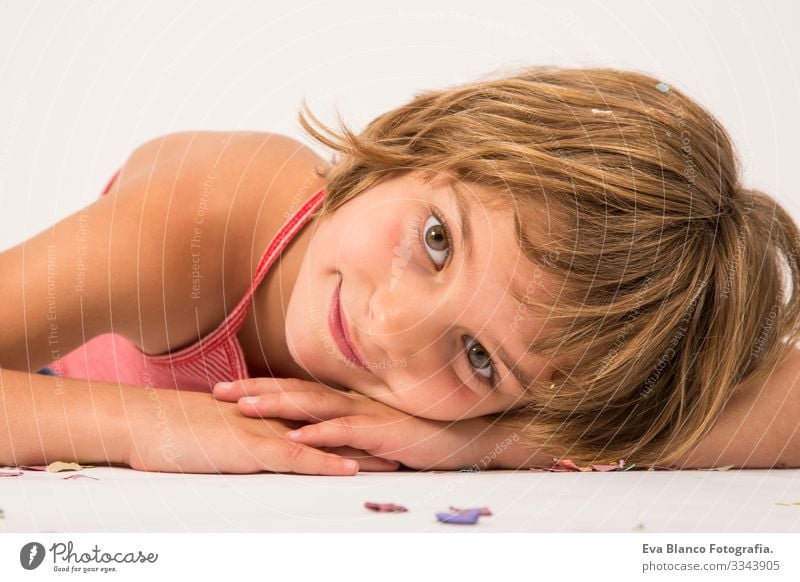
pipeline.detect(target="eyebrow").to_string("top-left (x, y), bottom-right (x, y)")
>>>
top-left (445, 183), bottom-right (537, 396)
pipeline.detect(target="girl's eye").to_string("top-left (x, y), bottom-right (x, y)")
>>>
top-left (464, 335), bottom-right (496, 387)
top-left (420, 211), bottom-right (451, 269)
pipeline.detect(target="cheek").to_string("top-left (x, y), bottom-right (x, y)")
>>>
top-left (388, 379), bottom-right (478, 420)
top-left (337, 210), bottom-right (408, 264)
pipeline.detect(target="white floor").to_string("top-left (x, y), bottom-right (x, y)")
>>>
top-left (2, 467), bottom-right (800, 532)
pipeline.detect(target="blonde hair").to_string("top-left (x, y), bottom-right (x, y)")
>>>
top-left (297, 65), bottom-right (800, 468)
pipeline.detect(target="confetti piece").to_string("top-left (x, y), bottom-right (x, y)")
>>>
top-left (706, 464), bottom-right (735, 471)
top-left (632, 522), bottom-right (645, 531)
top-left (552, 459), bottom-right (580, 471)
top-left (529, 458), bottom-right (636, 472)
top-left (459, 468), bottom-right (479, 473)
top-left (1, 469), bottom-right (24, 477)
top-left (46, 461), bottom-right (84, 473)
top-left (436, 509), bottom-right (482, 525)
top-left (62, 474), bottom-right (99, 480)
top-left (449, 506), bottom-right (492, 516)
top-left (655, 82), bottom-right (671, 93)
top-left (556, 459), bottom-right (592, 472)
top-left (18, 462), bottom-right (93, 472)
top-left (0, 507), bottom-right (4, 519)
top-left (364, 502), bottom-right (408, 513)
top-left (775, 501), bottom-right (800, 506)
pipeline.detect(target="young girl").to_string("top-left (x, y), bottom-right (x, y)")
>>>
top-left (1, 65), bottom-right (798, 475)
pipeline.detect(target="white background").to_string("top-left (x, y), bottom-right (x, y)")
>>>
top-left (2, 2), bottom-right (800, 568)
top-left (0, 0), bottom-right (798, 252)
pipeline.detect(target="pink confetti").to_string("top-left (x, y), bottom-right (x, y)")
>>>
top-left (0, 470), bottom-right (23, 477)
top-left (449, 506), bottom-right (492, 516)
top-left (18, 465), bottom-right (48, 471)
top-left (364, 502), bottom-right (408, 513)
top-left (529, 458), bottom-right (634, 472)
top-left (554, 459), bottom-right (592, 472)
top-left (62, 474), bottom-right (99, 480)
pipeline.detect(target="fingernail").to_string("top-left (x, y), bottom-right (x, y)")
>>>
top-left (239, 396), bottom-right (260, 405)
top-left (215, 382), bottom-right (233, 391)
top-left (343, 460), bottom-right (359, 472)
top-left (285, 430), bottom-right (302, 440)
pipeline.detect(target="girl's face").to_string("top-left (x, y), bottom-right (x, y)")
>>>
top-left (285, 171), bottom-right (556, 421)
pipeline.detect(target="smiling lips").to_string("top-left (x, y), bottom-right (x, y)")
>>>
top-left (329, 278), bottom-right (367, 368)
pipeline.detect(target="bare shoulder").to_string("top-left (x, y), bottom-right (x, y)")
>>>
top-left (672, 344), bottom-right (800, 469)
top-left (116, 130), bottom-right (329, 355)
top-left (124, 131), bottom-right (327, 198)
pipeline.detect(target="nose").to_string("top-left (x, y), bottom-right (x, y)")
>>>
top-left (366, 279), bottom-right (446, 362)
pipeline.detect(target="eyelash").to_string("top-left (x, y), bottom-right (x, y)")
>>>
top-left (412, 205), bottom-right (499, 390)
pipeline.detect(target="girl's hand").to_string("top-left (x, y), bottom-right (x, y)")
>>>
top-left (124, 387), bottom-right (400, 475)
top-left (212, 378), bottom-right (492, 471)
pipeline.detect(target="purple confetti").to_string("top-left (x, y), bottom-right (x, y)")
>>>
top-left (449, 506), bottom-right (492, 516)
top-left (364, 502), bottom-right (407, 513)
top-left (62, 474), bottom-right (99, 480)
top-left (436, 509), bottom-right (482, 525)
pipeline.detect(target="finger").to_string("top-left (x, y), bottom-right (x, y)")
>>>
top-left (251, 439), bottom-right (360, 476)
top-left (237, 391), bottom-right (364, 422)
top-left (327, 446), bottom-right (400, 472)
top-left (285, 416), bottom-right (387, 453)
top-left (213, 377), bottom-right (335, 401)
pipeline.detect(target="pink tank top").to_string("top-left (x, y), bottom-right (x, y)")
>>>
top-left (49, 168), bottom-right (325, 392)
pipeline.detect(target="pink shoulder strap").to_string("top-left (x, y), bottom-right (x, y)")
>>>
top-left (97, 165), bottom-right (326, 363)
top-left (100, 167), bottom-right (122, 196)
top-left (214, 187), bottom-right (326, 339)
top-left (143, 186), bottom-right (326, 364)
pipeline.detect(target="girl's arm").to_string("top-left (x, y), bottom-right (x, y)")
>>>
top-left (670, 346), bottom-right (800, 469)
top-left (0, 365), bottom-right (392, 474)
top-left (0, 367), bottom-right (132, 466)
top-left (484, 347), bottom-right (800, 470)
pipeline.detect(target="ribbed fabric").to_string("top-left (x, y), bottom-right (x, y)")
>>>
top-left (47, 168), bottom-right (325, 392)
